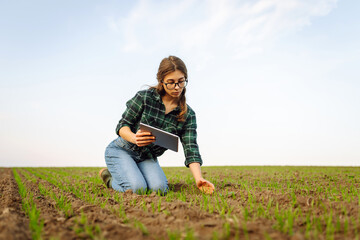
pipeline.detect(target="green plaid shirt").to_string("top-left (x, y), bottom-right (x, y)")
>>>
top-left (116, 88), bottom-right (202, 167)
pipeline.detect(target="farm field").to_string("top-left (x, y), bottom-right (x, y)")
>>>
top-left (0, 166), bottom-right (359, 240)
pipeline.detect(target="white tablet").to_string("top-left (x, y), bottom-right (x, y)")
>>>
top-left (139, 123), bottom-right (179, 152)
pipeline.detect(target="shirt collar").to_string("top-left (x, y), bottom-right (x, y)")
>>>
top-left (152, 88), bottom-right (162, 102)
top-left (151, 88), bottom-right (181, 113)
top-left (173, 106), bottom-right (181, 112)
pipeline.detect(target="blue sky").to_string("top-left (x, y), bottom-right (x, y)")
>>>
top-left (1, 0), bottom-right (359, 167)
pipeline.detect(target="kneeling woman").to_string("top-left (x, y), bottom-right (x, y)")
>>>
top-left (100, 56), bottom-right (215, 195)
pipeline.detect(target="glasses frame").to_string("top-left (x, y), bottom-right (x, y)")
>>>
top-left (162, 79), bottom-right (188, 90)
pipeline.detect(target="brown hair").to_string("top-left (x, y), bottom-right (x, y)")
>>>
top-left (151, 56), bottom-right (188, 122)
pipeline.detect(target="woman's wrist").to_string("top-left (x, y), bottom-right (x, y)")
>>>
top-left (194, 176), bottom-right (202, 182)
top-left (119, 127), bottom-right (137, 144)
top-left (130, 133), bottom-right (136, 144)
top-left (189, 162), bottom-right (202, 182)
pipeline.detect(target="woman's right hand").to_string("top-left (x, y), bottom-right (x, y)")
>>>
top-left (196, 178), bottom-right (215, 194)
top-left (134, 129), bottom-right (156, 147)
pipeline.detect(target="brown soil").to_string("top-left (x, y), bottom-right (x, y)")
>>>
top-left (0, 168), bottom-right (31, 240)
top-left (1, 167), bottom-right (359, 240)
top-left (16, 169), bottom-right (147, 240)
top-left (28, 169), bottom-right (228, 239)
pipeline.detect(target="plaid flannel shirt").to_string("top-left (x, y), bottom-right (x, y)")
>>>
top-left (116, 88), bottom-right (202, 167)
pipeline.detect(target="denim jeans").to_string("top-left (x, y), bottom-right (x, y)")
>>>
top-left (104, 137), bottom-right (168, 194)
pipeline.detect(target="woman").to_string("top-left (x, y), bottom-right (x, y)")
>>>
top-left (100, 56), bottom-right (215, 195)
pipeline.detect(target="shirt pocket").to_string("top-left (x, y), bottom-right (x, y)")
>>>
top-left (140, 113), bottom-right (155, 126)
top-left (164, 125), bottom-right (179, 136)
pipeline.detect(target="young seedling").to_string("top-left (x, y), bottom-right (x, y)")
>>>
top-left (133, 219), bottom-right (149, 236)
top-left (13, 169), bottom-right (44, 240)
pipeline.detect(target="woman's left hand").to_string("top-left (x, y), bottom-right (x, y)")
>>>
top-left (196, 178), bottom-right (215, 194)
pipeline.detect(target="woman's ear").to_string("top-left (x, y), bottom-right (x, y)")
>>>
top-left (159, 83), bottom-right (165, 92)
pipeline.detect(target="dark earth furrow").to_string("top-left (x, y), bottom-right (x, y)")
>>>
top-left (0, 168), bottom-right (31, 240)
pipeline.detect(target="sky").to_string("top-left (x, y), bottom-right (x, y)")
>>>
top-left (0, 0), bottom-right (359, 167)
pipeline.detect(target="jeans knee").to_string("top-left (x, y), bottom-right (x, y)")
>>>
top-left (128, 181), bottom-right (148, 194)
top-left (148, 181), bottom-right (168, 194)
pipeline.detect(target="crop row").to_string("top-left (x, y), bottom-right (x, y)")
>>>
top-left (21, 168), bottom-right (151, 237)
top-left (12, 169), bottom-right (43, 240)
top-left (14, 169), bottom-right (108, 239)
top-left (13, 166), bottom-right (360, 239)
top-left (164, 166), bottom-right (360, 239)
top-left (20, 168), bottom-right (226, 239)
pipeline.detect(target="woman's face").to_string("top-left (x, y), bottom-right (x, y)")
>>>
top-left (162, 70), bottom-right (186, 99)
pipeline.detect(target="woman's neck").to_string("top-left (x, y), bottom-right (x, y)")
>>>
top-left (161, 93), bottom-right (180, 105)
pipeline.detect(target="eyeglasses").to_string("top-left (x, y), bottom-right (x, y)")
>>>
top-left (162, 79), bottom-right (188, 90)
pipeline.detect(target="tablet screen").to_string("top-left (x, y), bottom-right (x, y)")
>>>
top-left (139, 123), bottom-right (179, 152)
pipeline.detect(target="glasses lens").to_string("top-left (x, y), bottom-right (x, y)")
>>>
top-left (178, 80), bottom-right (187, 88)
top-left (166, 83), bottom-right (175, 89)
top-left (163, 80), bottom-right (187, 90)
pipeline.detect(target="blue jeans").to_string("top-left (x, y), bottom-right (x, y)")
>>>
top-left (104, 137), bottom-right (168, 195)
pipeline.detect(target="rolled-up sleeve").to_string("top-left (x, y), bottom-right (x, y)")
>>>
top-left (180, 110), bottom-right (203, 167)
top-left (116, 92), bottom-right (144, 135)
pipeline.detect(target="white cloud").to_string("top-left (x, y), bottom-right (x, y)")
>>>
top-left (108, 0), bottom-right (337, 59)
top-left (225, 0), bottom-right (338, 58)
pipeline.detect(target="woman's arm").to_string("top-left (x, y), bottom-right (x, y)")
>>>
top-left (119, 126), bottom-right (155, 147)
top-left (189, 162), bottom-right (215, 194)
